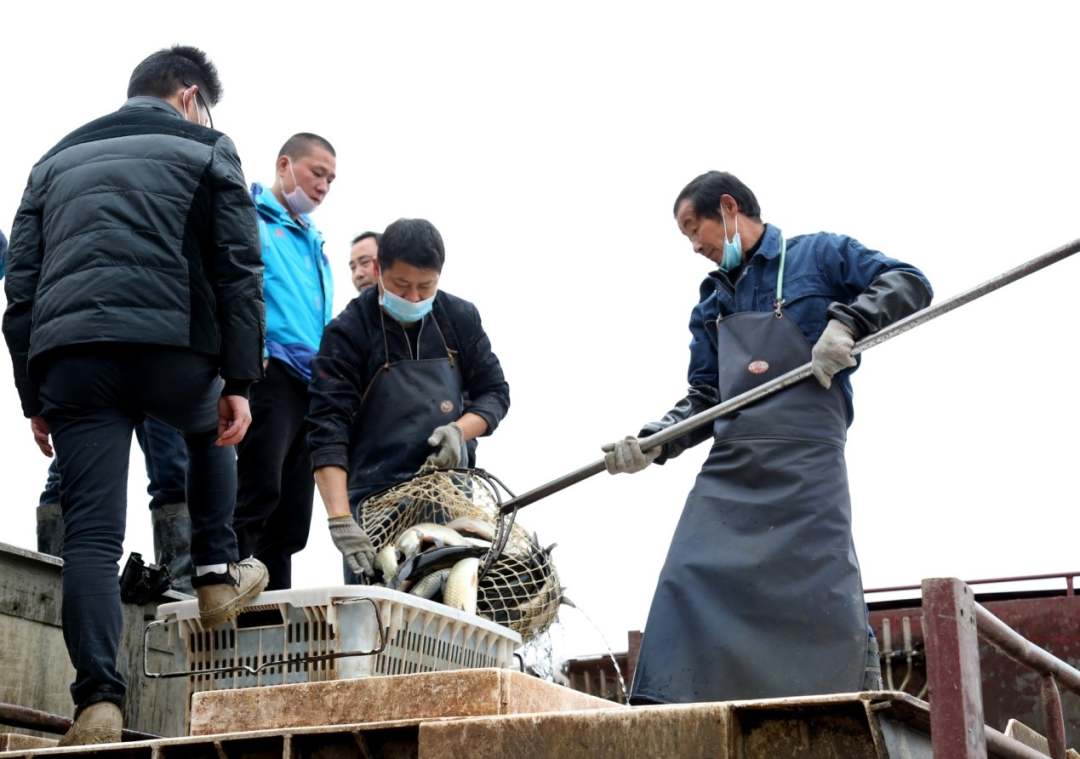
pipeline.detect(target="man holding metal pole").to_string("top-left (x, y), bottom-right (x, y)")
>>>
top-left (604, 171), bottom-right (932, 704)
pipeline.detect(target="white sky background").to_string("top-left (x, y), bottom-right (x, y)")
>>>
top-left (1, 1), bottom-right (1078, 663)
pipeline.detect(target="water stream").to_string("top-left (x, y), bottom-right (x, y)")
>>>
top-left (561, 601), bottom-right (630, 705)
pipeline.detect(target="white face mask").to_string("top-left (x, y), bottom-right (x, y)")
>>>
top-left (282, 158), bottom-right (318, 215)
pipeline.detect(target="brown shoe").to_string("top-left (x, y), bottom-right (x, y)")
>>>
top-left (194, 558), bottom-right (269, 628)
top-left (56, 702), bottom-right (122, 747)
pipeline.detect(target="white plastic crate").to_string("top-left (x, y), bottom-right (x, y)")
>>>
top-left (153, 585), bottom-right (521, 695)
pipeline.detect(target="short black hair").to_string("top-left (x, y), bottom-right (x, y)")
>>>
top-left (127, 46), bottom-right (223, 107)
top-left (351, 231), bottom-right (381, 246)
top-left (379, 219), bottom-right (445, 273)
top-left (673, 171), bottom-right (762, 221)
top-left (278, 133), bottom-right (336, 160)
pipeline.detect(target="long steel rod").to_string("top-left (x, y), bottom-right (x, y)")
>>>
top-left (500, 237), bottom-right (1080, 515)
top-left (974, 604), bottom-right (1080, 694)
top-left (866, 570), bottom-right (1080, 595)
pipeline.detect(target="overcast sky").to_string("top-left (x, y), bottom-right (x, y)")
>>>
top-left (1, 1), bottom-right (1078, 665)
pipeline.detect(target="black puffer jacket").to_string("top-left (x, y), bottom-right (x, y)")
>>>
top-left (3, 97), bottom-right (264, 416)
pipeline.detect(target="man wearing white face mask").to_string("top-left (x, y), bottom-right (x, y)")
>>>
top-left (306, 218), bottom-right (510, 582)
top-left (234, 133), bottom-right (336, 590)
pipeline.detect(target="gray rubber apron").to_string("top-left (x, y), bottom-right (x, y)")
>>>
top-left (346, 310), bottom-right (466, 512)
top-left (631, 237), bottom-right (867, 704)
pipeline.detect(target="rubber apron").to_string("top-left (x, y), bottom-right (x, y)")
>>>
top-left (630, 236), bottom-right (867, 704)
top-left (346, 309), bottom-right (467, 512)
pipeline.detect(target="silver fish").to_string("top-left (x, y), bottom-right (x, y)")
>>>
top-left (443, 557), bottom-right (480, 615)
top-left (375, 544), bottom-right (400, 584)
top-left (409, 568), bottom-right (450, 600)
top-left (394, 523), bottom-right (470, 560)
top-left (446, 517), bottom-right (496, 542)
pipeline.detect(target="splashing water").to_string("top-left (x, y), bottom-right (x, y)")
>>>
top-left (560, 602), bottom-right (630, 705)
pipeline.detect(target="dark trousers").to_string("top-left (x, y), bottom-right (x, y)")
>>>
top-left (38, 418), bottom-right (189, 564)
top-left (235, 360), bottom-right (314, 590)
top-left (39, 346), bottom-right (239, 712)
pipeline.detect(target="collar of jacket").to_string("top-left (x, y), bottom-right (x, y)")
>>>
top-left (251, 182), bottom-right (313, 232)
top-left (119, 96), bottom-right (185, 119)
top-left (750, 223), bottom-right (783, 260)
top-left (700, 223), bottom-right (784, 298)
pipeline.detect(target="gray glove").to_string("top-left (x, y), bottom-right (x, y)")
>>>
top-left (602, 436), bottom-right (661, 475)
top-left (423, 422), bottom-right (468, 470)
top-left (811, 319), bottom-right (857, 389)
top-left (328, 515), bottom-right (375, 578)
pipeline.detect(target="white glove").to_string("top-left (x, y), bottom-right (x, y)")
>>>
top-left (423, 422), bottom-right (468, 470)
top-left (602, 436), bottom-right (661, 475)
top-left (811, 319), bottom-right (857, 389)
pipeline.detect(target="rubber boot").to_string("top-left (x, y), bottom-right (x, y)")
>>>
top-left (151, 502), bottom-right (194, 594)
top-left (862, 630), bottom-right (884, 690)
top-left (36, 501), bottom-right (65, 557)
top-left (56, 702), bottom-right (122, 747)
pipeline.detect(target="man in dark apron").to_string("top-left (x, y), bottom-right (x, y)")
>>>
top-left (605, 171), bottom-right (932, 705)
top-left (306, 218), bottom-right (511, 580)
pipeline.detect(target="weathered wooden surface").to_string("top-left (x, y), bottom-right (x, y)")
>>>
top-left (0, 542), bottom-right (188, 738)
top-left (0, 733), bottom-right (58, 751)
top-left (6, 691), bottom-right (1068, 759)
top-left (189, 669), bottom-right (615, 736)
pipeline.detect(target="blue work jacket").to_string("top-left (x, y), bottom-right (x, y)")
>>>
top-left (688, 224), bottom-right (931, 424)
top-left (252, 184), bottom-right (333, 382)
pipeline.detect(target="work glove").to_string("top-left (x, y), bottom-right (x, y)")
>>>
top-left (602, 436), bottom-right (661, 475)
top-left (328, 515), bottom-right (376, 578)
top-left (811, 319), bottom-right (857, 389)
top-left (423, 422), bottom-right (469, 471)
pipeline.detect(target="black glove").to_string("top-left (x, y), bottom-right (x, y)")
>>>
top-left (637, 384), bottom-right (720, 464)
top-left (827, 270), bottom-right (932, 339)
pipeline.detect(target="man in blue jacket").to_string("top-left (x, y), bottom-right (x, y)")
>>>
top-left (234, 133), bottom-right (336, 590)
top-left (605, 171), bottom-right (932, 705)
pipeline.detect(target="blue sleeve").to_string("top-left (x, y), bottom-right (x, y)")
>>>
top-left (0, 230), bottom-right (7, 280)
top-left (817, 235), bottom-right (933, 338)
top-left (687, 296), bottom-right (719, 388)
top-left (818, 235), bottom-right (931, 299)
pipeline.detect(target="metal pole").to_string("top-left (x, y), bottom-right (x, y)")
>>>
top-left (922, 578), bottom-right (988, 759)
top-left (500, 237), bottom-right (1080, 515)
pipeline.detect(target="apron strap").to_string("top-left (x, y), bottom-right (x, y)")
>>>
top-left (376, 300), bottom-right (456, 364)
top-left (773, 234), bottom-right (787, 318)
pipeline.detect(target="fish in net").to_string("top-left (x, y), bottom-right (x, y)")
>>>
top-left (359, 469), bottom-right (561, 643)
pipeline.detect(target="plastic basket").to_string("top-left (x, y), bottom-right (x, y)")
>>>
top-left (152, 585), bottom-right (521, 696)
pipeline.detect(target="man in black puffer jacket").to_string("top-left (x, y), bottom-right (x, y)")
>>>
top-left (3, 46), bottom-right (269, 746)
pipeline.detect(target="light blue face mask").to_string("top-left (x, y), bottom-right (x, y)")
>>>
top-left (720, 212), bottom-right (742, 272)
top-left (380, 279), bottom-right (435, 324)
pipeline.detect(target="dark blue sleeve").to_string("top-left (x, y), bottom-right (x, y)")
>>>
top-left (637, 296), bottom-right (720, 463)
top-left (817, 235), bottom-right (929, 298)
top-left (818, 235), bottom-right (933, 338)
top-left (687, 295), bottom-right (719, 388)
top-left (0, 230), bottom-right (7, 279)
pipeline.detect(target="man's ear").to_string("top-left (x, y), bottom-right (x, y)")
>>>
top-left (275, 154), bottom-right (291, 178)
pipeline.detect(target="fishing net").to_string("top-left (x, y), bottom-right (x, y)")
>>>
top-left (359, 469), bottom-right (561, 643)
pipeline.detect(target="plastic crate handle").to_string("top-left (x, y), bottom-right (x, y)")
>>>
top-left (143, 597), bottom-right (390, 679)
